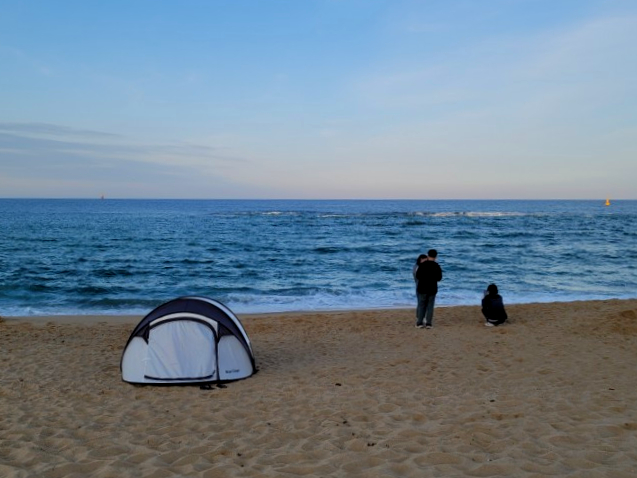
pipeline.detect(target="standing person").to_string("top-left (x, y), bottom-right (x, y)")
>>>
top-left (415, 249), bottom-right (443, 329)
top-left (413, 254), bottom-right (428, 321)
top-left (482, 284), bottom-right (508, 326)
top-left (413, 254), bottom-right (428, 285)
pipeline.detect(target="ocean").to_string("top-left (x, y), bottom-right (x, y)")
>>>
top-left (1, 199), bottom-right (635, 316)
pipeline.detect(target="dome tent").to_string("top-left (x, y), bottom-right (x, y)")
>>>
top-left (121, 296), bottom-right (255, 384)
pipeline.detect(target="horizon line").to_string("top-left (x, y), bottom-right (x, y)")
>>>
top-left (0, 197), bottom-right (632, 201)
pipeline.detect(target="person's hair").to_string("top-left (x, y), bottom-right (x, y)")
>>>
top-left (427, 249), bottom-right (437, 258)
top-left (416, 254), bottom-right (427, 263)
top-left (487, 283), bottom-right (498, 294)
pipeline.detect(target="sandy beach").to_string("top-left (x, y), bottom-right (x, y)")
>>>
top-left (2, 299), bottom-right (637, 477)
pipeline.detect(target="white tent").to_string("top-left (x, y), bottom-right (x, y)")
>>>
top-left (121, 296), bottom-right (255, 384)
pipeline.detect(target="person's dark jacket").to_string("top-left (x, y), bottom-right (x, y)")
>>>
top-left (416, 260), bottom-right (442, 295)
top-left (482, 293), bottom-right (508, 325)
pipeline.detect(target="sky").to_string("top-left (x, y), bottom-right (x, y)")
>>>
top-left (1, 0), bottom-right (636, 199)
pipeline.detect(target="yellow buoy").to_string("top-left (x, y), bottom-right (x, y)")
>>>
top-left (605, 198), bottom-right (610, 206)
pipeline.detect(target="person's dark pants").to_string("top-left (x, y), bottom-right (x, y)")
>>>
top-left (416, 292), bottom-right (436, 326)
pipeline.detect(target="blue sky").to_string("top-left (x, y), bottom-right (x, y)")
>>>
top-left (1, 0), bottom-right (636, 199)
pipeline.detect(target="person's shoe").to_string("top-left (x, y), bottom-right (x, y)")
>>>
top-left (425, 324), bottom-right (432, 329)
top-left (415, 324), bottom-right (424, 329)
top-left (485, 322), bottom-right (494, 327)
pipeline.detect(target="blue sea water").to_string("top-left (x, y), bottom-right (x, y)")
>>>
top-left (0, 199), bottom-right (635, 316)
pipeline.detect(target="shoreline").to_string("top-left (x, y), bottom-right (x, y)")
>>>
top-left (3, 297), bottom-right (636, 325)
top-left (2, 298), bottom-right (637, 476)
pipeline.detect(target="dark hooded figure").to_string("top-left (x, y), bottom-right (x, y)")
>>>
top-left (482, 283), bottom-right (508, 327)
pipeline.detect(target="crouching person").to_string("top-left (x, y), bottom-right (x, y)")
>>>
top-left (482, 284), bottom-right (508, 327)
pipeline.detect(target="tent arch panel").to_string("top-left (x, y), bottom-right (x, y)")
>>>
top-left (218, 335), bottom-right (254, 380)
top-left (145, 320), bottom-right (217, 382)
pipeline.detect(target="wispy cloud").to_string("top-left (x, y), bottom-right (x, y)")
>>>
top-left (0, 123), bottom-right (253, 198)
top-left (356, 13), bottom-right (637, 115)
top-left (0, 122), bottom-right (122, 139)
top-left (0, 46), bottom-right (53, 76)
top-left (0, 122), bottom-right (246, 164)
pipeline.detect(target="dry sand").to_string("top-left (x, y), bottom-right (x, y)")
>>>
top-left (2, 299), bottom-right (637, 477)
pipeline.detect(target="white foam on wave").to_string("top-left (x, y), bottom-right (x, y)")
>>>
top-left (431, 211), bottom-right (526, 218)
top-left (4, 287), bottom-right (636, 317)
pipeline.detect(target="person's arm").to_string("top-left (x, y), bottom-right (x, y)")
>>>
top-left (481, 296), bottom-right (490, 311)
